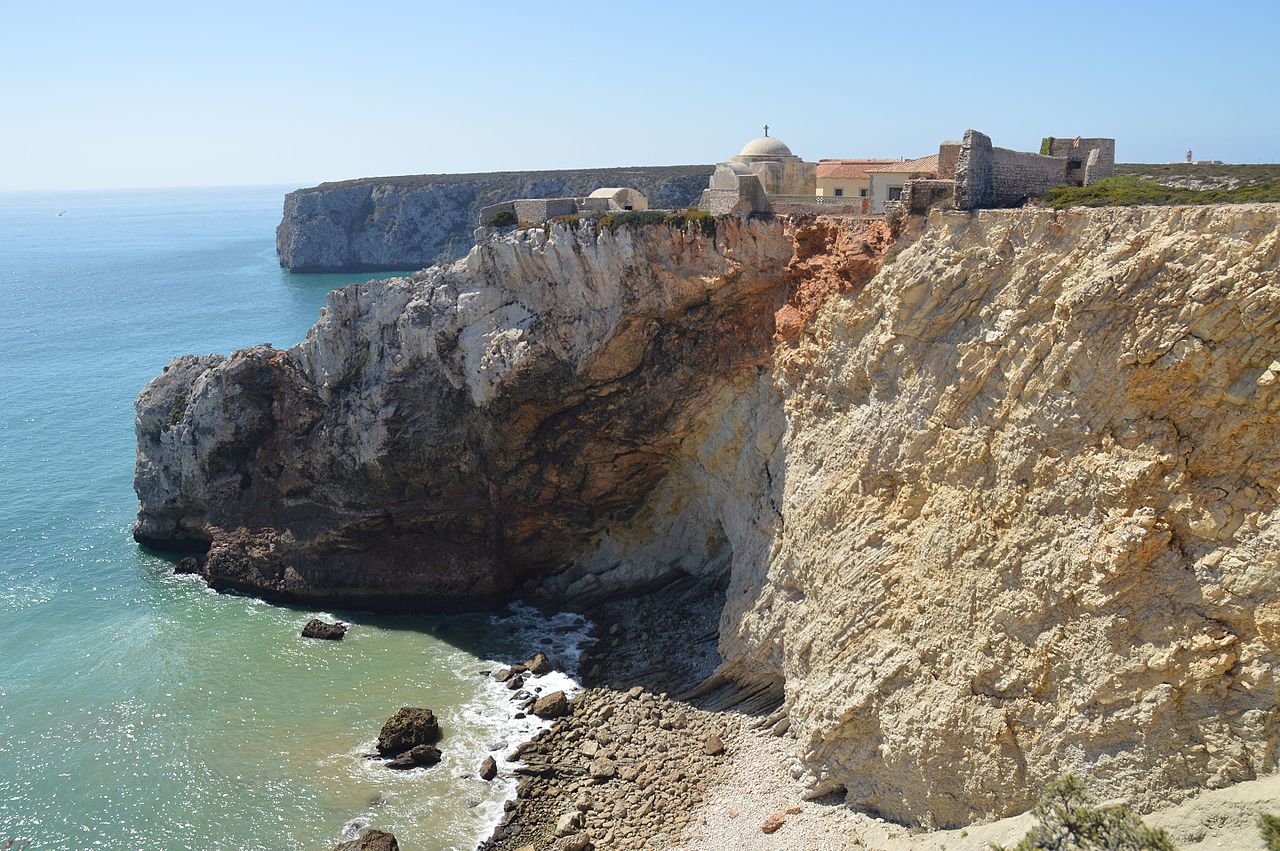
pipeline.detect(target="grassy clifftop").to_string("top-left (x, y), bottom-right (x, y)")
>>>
top-left (1045, 174), bottom-right (1280, 208)
top-left (1116, 162), bottom-right (1280, 189)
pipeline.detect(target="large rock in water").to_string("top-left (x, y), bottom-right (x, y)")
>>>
top-left (301, 618), bottom-right (347, 640)
top-left (386, 744), bottom-right (441, 769)
top-left (134, 217), bottom-right (793, 609)
top-left (275, 165), bottom-right (715, 272)
top-left (377, 707), bottom-right (440, 755)
top-left (333, 829), bottom-right (398, 851)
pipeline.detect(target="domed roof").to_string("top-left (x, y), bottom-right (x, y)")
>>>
top-left (738, 135), bottom-right (794, 158)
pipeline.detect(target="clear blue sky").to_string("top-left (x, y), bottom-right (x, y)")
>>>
top-left (3, 0), bottom-right (1277, 191)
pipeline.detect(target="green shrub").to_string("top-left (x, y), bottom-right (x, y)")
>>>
top-left (485, 210), bottom-right (516, 227)
top-left (170, 392), bottom-right (188, 423)
top-left (598, 210), bottom-right (667, 231)
top-left (548, 213), bottom-right (583, 228)
top-left (662, 208), bottom-right (716, 236)
top-left (1260, 813), bottom-right (1280, 850)
top-left (1043, 175), bottom-right (1280, 209)
top-left (1040, 137), bottom-right (1054, 156)
top-left (598, 208), bottom-right (716, 236)
top-left (992, 776), bottom-right (1176, 851)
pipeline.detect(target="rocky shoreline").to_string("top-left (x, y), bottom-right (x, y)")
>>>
top-left (477, 576), bottom-right (782, 851)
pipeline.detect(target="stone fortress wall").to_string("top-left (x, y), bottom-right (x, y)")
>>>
top-left (477, 188), bottom-right (651, 228)
top-left (944, 129), bottom-right (1115, 211)
top-left (990, 146), bottom-right (1078, 205)
top-left (1047, 136), bottom-right (1116, 185)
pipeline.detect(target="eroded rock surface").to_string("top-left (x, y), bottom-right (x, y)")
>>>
top-left (301, 618), bottom-right (347, 640)
top-left (530, 204), bottom-right (1280, 828)
top-left (332, 829), bottom-right (399, 851)
top-left (136, 217), bottom-right (792, 609)
top-left (720, 204), bottom-right (1280, 825)
top-left (139, 203), bottom-right (1280, 828)
top-left (376, 707), bottom-right (440, 755)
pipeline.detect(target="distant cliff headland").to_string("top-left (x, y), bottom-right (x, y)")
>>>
top-left (275, 165), bottom-right (714, 272)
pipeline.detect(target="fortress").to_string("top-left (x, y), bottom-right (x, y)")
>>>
top-left (482, 128), bottom-right (1116, 227)
top-left (696, 128), bottom-right (1115, 216)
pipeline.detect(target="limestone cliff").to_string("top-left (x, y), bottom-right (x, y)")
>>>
top-left (716, 204), bottom-right (1280, 826)
top-left (275, 165), bottom-right (714, 272)
top-left (138, 203), bottom-right (1280, 827)
top-left (137, 216), bottom-right (792, 609)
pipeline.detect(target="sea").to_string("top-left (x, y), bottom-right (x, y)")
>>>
top-left (0, 186), bottom-right (585, 851)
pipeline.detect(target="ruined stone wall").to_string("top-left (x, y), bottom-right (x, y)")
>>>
top-left (699, 174), bottom-right (768, 216)
top-left (904, 178), bottom-right (955, 213)
top-left (477, 201), bottom-right (516, 226)
top-left (1046, 137), bottom-right (1117, 186)
top-left (513, 198), bottom-right (578, 223)
top-left (991, 147), bottom-right (1070, 205)
top-left (937, 142), bottom-right (961, 179)
top-left (955, 129), bottom-right (1092, 209)
top-left (953, 129), bottom-right (994, 210)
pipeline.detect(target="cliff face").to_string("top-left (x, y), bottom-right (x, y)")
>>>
top-left (717, 204), bottom-right (1280, 826)
top-left (275, 165), bottom-right (714, 272)
top-left (138, 217), bottom-right (793, 608)
top-left (138, 204), bottom-right (1280, 826)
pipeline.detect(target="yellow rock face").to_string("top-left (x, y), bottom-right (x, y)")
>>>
top-left (602, 204), bottom-right (1280, 827)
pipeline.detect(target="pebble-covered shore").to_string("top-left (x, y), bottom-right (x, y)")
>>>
top-left (479, 577), bottom-right (772, 851)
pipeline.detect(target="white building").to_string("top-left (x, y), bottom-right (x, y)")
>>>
top-left (866, 154), bottom-right (939, 213)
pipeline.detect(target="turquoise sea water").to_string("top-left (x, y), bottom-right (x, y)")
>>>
top-left (0, 187), bottom-right (581, 850)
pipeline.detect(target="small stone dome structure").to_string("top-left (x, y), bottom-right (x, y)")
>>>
top-left (738, 136), bottom-right (795, 159)
top-left (698, 129), bottom-right (817, 215)
top-left (724, 131), bottom-right (815, 197)
top-left (586, 187), bottom-right (648, 211)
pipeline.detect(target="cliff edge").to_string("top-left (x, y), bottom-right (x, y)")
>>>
top-left (139, 203), bottom-right (1280, 827)
top-left (139, 215), bottom-right (793, 608)
top-left (275, 165), bottom-right (714, 272)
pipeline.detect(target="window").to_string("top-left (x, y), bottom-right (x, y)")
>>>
top-left (833, 187), bottom-right (844, 197)
top-left (888, 187), bottom-right (904, 201)
top-left (859, 188), bottom-right (868, 197)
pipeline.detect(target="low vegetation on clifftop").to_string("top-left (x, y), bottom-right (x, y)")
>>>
top-left (1045, 173), bottom-right (1280, 208)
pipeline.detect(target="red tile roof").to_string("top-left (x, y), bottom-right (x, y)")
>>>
top-left (816, 159), bottom-right (900, 180)
top-left (865, 154), bottom-right (940, 175)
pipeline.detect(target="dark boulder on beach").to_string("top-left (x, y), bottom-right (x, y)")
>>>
top-left (479, 754), bottom-right (498, 781)
top-left (302, 618), bottom-right (348, 640)
top-left (332, 828), bottom-right (399, 851)
top-left (377, 707), bottom-right (441, 755)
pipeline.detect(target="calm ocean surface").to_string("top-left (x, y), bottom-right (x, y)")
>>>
top-left (0, 187), bottom-right (580, 850)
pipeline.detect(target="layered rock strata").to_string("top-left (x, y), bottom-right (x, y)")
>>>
top-left (137, 203), bottom-right (1280, 827)
top-left (276, 165), bottom-right (714, 272)
top-left (725, 204), bottom-right (1280, 826)
top-left (136, 216), bottom-right (795, 609)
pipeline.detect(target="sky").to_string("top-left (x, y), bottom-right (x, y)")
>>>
top-left (2, 0), bottom-right (1278, 191)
